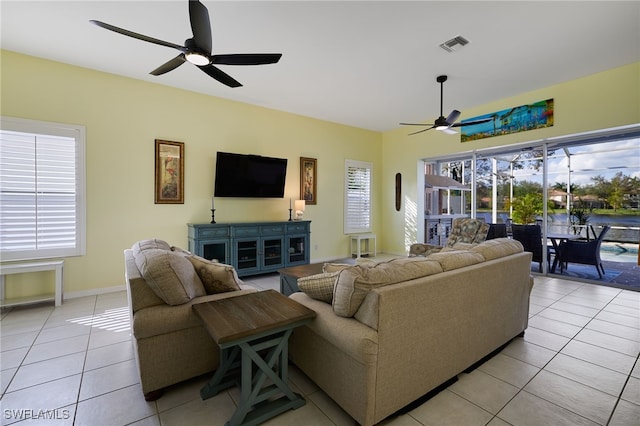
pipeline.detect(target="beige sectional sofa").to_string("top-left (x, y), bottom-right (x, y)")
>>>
top-left (288, 238), bottom-right (533, 426)
top-left (124, 239), bottom-right (256, 400)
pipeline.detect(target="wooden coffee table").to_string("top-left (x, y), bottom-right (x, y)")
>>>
top-left (193, 290), bottom-right (316, 426)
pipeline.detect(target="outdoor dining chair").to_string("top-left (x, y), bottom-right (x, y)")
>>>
top-left (559, 225), bottom-right (611, 279)
top-left (511, 224), bottom-right (549, 272)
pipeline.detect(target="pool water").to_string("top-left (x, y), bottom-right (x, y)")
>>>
top-left (600, 242), bottom-right (638, 263)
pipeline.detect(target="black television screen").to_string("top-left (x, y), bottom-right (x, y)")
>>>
top-left (214, 151), bottom-right (288, 198)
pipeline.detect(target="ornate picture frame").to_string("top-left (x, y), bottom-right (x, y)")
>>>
top-left (155, 139), bottom-right (184, 204)
top-left (300, 157), bottom-right (317, 205)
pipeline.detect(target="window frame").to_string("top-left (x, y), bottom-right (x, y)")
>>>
top-left (0, 116), bottom-right (86, 261)
top-left (344, 159), bottom-right (373, 234)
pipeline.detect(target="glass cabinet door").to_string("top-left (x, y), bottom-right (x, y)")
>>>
top-left (287, 235), bottom-right (308, 265)
top-left (261, 237), bottom-right (284, 269)
top-left (201, 240), bottom-right (229, 264)
top-left (235, 239), bottom-right (258, 273)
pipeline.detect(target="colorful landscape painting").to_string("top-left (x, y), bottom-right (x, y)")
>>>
top-left (461, 99), bottom-right (554, 142)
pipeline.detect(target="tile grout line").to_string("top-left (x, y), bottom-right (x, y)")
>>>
top-left (522, 283), bottom-right (639, 424)
top-left (605, 353), bottom-right (640, 426)
top-left (492, 280), bottom-right (629, 425)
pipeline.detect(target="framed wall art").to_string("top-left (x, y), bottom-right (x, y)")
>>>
top-left (300, 157), bottom-right (317, 205)
top-left (155, 139), bottom-right (184, 204)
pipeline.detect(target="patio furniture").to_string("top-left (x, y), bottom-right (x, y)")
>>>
top-left (559, 225), bottom-right (611, 279)
top-left (511, 224), bottom-right (550, 272)
top-left (486, 223), bottom-right (508, 240)
top-left (409, 217), bottom-right (489, 256)
top-left (547, 232), bottom-right (580, 273)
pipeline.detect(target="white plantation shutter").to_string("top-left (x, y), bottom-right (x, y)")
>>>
top-left (0, 117), bottom-right (86, 261)
top-left (344, 160), bottom-right (372, 234)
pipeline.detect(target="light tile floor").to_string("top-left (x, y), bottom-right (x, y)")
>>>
top-left (1, 274), bottom-right (639, 425)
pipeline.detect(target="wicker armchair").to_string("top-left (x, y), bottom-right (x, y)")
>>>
top-left (511, 224), bottom-right (546, 272)
top-left (559, 225), bottom-right (611, 278)
top-left (487, 223), bottom-right (508, 240)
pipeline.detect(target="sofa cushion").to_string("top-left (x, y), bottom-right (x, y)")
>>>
top-left (471, 237), bottom-right (523, 260)
top-left (298, 271), bottom-right (340, 303)
top-left (134, 249), bottom-right (206, 305)
top-left (446, 218), bottom-right (490, 246)
top-left (322, 263), bottom-right (353, 273)
top-left (448, 242), bottom-right (477, 251)
top-left (186, 255), bottom-right (242, 294)
top-left (333, 258), bottom-right (443, 317)
top-left (426, 250), bottom-right (485, 271)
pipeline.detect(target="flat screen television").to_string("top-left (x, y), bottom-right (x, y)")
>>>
top-left (214, 151), bottom-right (288, 198)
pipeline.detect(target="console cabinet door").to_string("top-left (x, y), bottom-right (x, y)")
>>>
top-left (234, 237), bottom-right (260, 276)
top-left (286, 234), bottom-right (309, 266)
top-left (260, 236), bottom-right (285, 272)
top-left (199, 240), bottom-right (230, 264)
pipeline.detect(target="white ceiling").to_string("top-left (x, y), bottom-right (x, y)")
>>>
top-left (2, 1), bottom-right (639, 132)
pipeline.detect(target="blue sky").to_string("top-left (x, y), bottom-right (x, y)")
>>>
top-left (512, 139), bottom-right (639, 187)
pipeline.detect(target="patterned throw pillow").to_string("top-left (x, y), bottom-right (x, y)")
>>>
top-left (186, 255), bottom-right (242, 294)
top-left (298, 271), bottom-right (340, 303)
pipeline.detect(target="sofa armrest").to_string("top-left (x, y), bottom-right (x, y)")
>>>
top-left (290, 292), bottom-right (378, 364)
top-left (133, 288), bottom-right (258, 339)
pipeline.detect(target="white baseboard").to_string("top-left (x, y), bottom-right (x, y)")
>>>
top-left (64, 285), bottom-right (126, 300)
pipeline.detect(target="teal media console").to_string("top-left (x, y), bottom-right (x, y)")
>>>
top-left (187, 221), bottom-right (311, 277)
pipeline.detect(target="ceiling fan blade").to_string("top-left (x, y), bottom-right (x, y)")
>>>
top-left (150, 54), bottom-right (186, 76)
top-left (451, 117), bottom-right (493, 127)
top-left (189, 0), bottom-right (212, 53)
top-left (408, 127), bottom-right (434, 136)
top-left (212, 54), bottom-right (282, 66)
top-left (400, 122), bottom-right (435, 126)
top-left (445, 109), bottom-right (461, 125)
top-left (90, 20), bottom-right (186, 52)
top-left (198, 64), bottom-right (242, 88)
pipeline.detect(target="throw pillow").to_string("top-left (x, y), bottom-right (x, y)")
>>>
top-left (186, 255), bottom-right (242, 294)
top-left (131, 238), bottom-right (171, 257)
top-left (298, 271), bottom-right (340, 303)
top-left (135, 249), bottom-right (206, 305)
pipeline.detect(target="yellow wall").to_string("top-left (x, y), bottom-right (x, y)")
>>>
top-left (380, 62), bottom-right (640, 255)
top-left (1, 50), bottom-right (638, 298)
top-left (1, 50), bottom-right (382, 297)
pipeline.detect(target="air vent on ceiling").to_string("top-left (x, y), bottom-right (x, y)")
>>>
top-left (439, 35), bottom-right (469, 53)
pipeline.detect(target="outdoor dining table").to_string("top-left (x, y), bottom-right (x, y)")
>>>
top-left (546, 233), bottom-right (580, 273)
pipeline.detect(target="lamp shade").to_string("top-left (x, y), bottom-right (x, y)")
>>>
top-left (294, 200), bottom-right (305, 220)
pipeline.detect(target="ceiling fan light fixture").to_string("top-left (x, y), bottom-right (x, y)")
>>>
top-left (435, 124), bottom-right (449, 131)
top-left (185, 52), bottom-right (210, 66)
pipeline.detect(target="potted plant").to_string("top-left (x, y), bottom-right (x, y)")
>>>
top-left (569, 197), bottom-right (592, 237)
top-left (507, 193), bottom-right (548, 224)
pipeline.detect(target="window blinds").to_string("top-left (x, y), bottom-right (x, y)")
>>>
top-left (344, 160), bottom-right (372, 234)
top-left (0, 118), bottom-right (85, 261)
